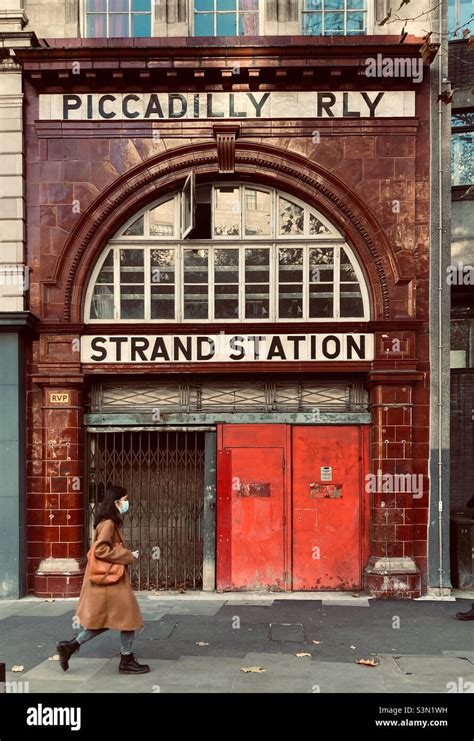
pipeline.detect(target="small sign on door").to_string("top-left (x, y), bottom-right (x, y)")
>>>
top-left (320, 466), bottom-right (332, 482)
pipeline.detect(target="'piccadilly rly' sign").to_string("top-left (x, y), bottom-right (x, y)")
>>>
top-left (40, 91), bottom-right (415, 121)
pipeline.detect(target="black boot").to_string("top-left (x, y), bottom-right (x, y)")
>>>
top-left (119, 653), bottom-right (150, 674)
top-left (455, 603), bottom-right (474, 621)
top-left (56, 639), bottom-right (80, 671)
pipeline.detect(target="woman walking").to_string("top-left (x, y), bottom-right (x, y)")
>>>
top-left (56, 484), bottom-right (150, 674)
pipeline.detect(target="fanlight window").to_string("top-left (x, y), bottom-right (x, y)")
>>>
top-left (85, 184), bottom-right (370, 323)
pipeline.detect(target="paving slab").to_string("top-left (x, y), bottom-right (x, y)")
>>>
top-left (309, 659), bottom-right (387, 693)
top-left (157, 655), bottom-right (242, 689)
top-left (269, 623), bottom-right (305, 643)
top-left (20, 658), bottom-right (109, 683)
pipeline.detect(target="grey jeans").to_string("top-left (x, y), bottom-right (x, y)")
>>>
top-left (75, 626), bottom-right (135, 655)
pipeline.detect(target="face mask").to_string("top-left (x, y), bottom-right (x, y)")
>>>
top-left (118, 500), bottom-right (129, 515)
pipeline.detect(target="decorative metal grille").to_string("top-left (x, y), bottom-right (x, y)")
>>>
top-left (86, 430), bottom-right (205, 591)
top-left (88, 381), bottom-right (367, 414)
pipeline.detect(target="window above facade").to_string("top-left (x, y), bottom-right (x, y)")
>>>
top-left (82, 0), bottom-right (369, 37)
top-left (85, 184), bottom-right (370, 323)
top-left (451, 110), bottom-right (474, 186)
top-left (85, 0), bottom-right (152, 38)
top-left (448, 0), bottom-right (474, 37)
top-left (302, 0), bottom-right (366, 36)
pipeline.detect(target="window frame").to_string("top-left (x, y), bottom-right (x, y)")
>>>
top-left (301, 0), bottom-right (370, 36)
top-left (191, 0), bottom-right (264, 37)
top-left (84, 185), bottom-right (371, 323)
top-left (81, 0), bottom-right (152, 38)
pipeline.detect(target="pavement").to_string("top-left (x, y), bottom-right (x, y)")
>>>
top-left (0, 592), bottom-right (473, 694)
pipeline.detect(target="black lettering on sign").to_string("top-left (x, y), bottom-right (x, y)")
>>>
top-left (321, 335), bottom-right (341, 359)
top-left (173, 336), bottom-right (192, 361)
top-left (229, 336), bottom-right (245, 360)
top-left (98, 95), bottom-right (116, 119)
top-left (150, 337), bottom-right (170, 362)
top-left (90, 337), bottom-right (107, 361)
top-left (361, 92), bottom-right (384, 117)
top-left (145, 94), bottom-right (164, 118)
top-left (197, 336), bottom-right (215, 360)
top-left (123, 94), bottom-right (140, 119)
top-left (169, 94), bottom-right (187, 118)
top-left (109, 336), bottom-right (127, 361)
top-left (347, 334), bottom-right (366, 360)
top-left (63, 95), bottom-right (81, 120)
top-left (317, 93), bottom-right (336, 117)
top-left (267, 336), bottom-right (287, 360)
top-left (287, 335), bottom-right (306, 360)
top-left (131, 337), bottom-right (150, 361)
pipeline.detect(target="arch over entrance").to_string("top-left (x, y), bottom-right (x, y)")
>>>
top-left (47, 142), bottom-right (402, 323)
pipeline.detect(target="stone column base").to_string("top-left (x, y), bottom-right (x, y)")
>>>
top-left (364, 557), bottom-right (421, 598)
top-left (34, 558), bottom-right (86, 598)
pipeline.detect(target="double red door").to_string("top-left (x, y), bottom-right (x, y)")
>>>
top-left (217, 424), bottom-right (369, 591)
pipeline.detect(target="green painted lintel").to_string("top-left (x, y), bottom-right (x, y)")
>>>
top-left (85, 412), bottom-right (372, 427)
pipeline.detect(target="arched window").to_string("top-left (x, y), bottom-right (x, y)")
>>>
top-left (84, 183), bottom-right (370, 323)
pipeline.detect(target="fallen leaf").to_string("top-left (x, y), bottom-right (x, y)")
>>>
top-left (350, 645), bottom-right (357, 650)
top-left (240, 666), bottom-right (266, 673)
top-left (312, 640), bottom-right (322, 645)
top-left (351, 593), bottom-right (359, 598)
top-left (11, 666), bottom-right (24, 672)
top-left (356, 658), bottom-right (379, 667)
top-left (295, 652), bottom-right (311, 658)
top-left (48, 655), bottom-right (60, 661)
top-left (195, 642), bottom-right (209, 647)
top-left (45, 598), bottom-right (55, 603)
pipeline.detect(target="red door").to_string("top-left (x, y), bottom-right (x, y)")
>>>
top-left (292, 426), bottom-right (367, 590)
top-left (217, 425), bottom-right (289, 591)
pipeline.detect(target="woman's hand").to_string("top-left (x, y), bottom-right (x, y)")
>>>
top-left (132, 550), bottom-right (139, 559)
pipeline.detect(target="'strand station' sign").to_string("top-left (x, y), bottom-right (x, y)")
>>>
top-left (80, 333), bottom-right (375, 364)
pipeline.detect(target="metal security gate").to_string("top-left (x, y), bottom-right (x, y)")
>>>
top-left (86, 430), bottom-right (205, 590)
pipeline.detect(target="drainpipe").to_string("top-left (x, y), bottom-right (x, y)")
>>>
top-left (436, 0), bottom-right (447, 592)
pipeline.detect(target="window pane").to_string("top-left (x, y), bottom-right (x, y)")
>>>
top-left (123, 215), bottom-right (144, 236)
top-left (87, 0), bottom-right (106, 10)
top-left (150, 200), bottom-right (175, 236)
top-left (340, 248), bottom-right (358, 281)
top-left (120, 286), bottom-right (144, 319)
top-left (278, 247), bottom-right (303, 282)
top-left (87, 14), bottom-right (107, 36)
top-left (326, 0), bottom-right (344, 8)
top-left (309, 214), bottom-right (331, 235)
top-left (91, 285), bottom-right (114, 319)
top-left (114, 0), bottom-right (129, 10)
top-left (214, 187), bottom-right (240, 236)
top-left (217, 0), bottom-right (236, 8)
top-left (184, 285), bottom-right (209, 319)
top-left (325, 11), bottom-right (345, 33)
top-left (347, 0), bottom-right (365, 7)
top-left (305, 0), bottom-right (322, 8)
top-left (244, 189), bottom-right (271, 236)
top-left (120, 249), bottom-right (144, 283)
top-left (451, 132), bottom-right (474, 185)
top-left (132, 13), bottom-right (151, 36)
top-left (217, 12), bottom-right (237, 35)
top-left (340, 285), bottom-right (364, 317)
top-left (245, 248), bottom-right (269, 282)
top-left (347, 11), bottom-right (365, 33)
top-left (309, 283), bottom-right (333, 318)
top-left (279, 198), bottom-right (304, 235)
top-left (195, 12), bottom-right (214, 34)
top-left (109, 13), bottom-right (129, 36)
top-left (303, 12), bottom-right (322, 34)
top-left (151, 248), bottom-right (175, 286)
top-left (184, 249), bottom-right (208, 283)
top-left (279, 285), bottom-right (303, 319)
top-left (151, 286), bottom-right (175, 319)
top-left (132, 0), bottom-right (150, 10)
top-left (215, 249), bottom-right (239, 283)
top-left (309, 247), bottom-right (334, 282)
top-left (240, 0), bottom-right (258, 8)
top-left (96, 250), bottom-right (114, 283)
top-left (239, 12), bottom-right (259, 34)
top-left (215, 284), bottom-right (239, 318)
top-left (245, 285), bottom-right (269, 318)
top-left (195, 0), bottom-right (214, 10)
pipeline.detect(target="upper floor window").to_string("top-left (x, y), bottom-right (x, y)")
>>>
top-left (302, 0), bottom-right (367, 36)
top-left (451, 111), bottom-right (474, 186)
top-left (194, 0), bottom-right (260, 36)
top-left (85, 0), bottom-right (151, 38)
top-left (448, 0), bottom-right (474, 37)
top-left (85, 184), bottom-right (370, 323)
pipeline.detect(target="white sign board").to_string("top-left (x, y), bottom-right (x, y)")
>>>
top-left (39, 91), bottom-right (415, 121)
top-left (80, 333), bottom-right (374, 364)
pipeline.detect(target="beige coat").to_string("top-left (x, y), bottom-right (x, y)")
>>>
top-left (76, 519), bottom-right (144, 632)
